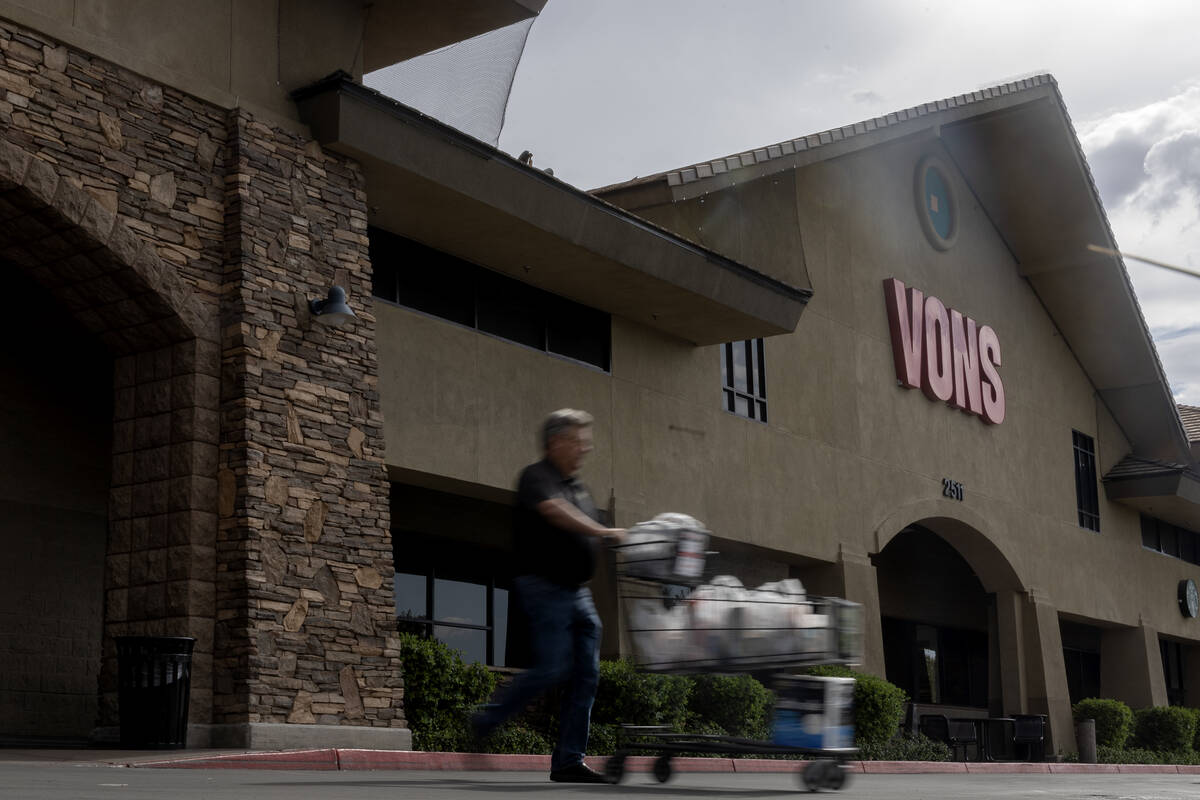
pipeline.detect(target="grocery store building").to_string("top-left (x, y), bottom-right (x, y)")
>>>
top-left (0, 0), bottom-right (1197, 759)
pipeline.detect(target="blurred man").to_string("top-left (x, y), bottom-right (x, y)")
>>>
top-left (473, 409), bottom-right (625, 783)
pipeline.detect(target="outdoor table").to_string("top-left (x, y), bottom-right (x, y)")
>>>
top-left (980, 717), bottom-right (1016, 761)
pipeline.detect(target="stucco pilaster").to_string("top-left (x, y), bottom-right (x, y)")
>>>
top-left (1100, 623), bottom-right (1167, 709)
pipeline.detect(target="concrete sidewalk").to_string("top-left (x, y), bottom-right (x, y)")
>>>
top-left (4, 747), bottom-right (1196, 775)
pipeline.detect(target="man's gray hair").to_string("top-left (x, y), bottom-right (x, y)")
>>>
top-left (542, 408), bottom-right (594, 450)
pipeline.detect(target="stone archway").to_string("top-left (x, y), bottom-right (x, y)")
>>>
top-left (0, 139), bottom-right (220, 742)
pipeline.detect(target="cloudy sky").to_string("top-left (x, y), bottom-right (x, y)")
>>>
top-left (380, 0), bottom-right (1200, 406)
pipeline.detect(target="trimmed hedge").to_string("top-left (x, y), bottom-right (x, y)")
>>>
top-left (1188, 708), bottom-right (1200, 752)
top-left (1096, 745), bottom-right (1200, 765)
top-left (398, 633), bottom-right (497, 752)
top-left (1132, 705), bottom-right (1196, 753)
top-left (804, 665), bottom-right (909, 748)
top-left (1072, 697), bottom-right (1133, 748)
top-left (687, 673), bottom-right (774, 740)
top-left (859, 732), bottom-right (951, 762)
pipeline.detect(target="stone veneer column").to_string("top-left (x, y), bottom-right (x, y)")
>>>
top-left (214, 110), bottom-right (405, 749)
top-left (102, 339), bottom-right (220, 736)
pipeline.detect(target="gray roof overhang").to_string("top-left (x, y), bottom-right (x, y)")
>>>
top-left (291, 74), bottom-right (810, 345)
top-left (1103, 456), bottom-right (1200, 531)
top-left (938, 89), bottom-right (1190, 464)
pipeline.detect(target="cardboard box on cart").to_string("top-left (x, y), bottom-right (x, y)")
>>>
top-left (771, 674), bottom-right (855, 750)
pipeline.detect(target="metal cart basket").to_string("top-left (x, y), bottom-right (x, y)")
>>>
top-left (605, 536), bottom-right (864, 791)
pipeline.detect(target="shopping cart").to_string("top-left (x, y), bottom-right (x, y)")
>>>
top-left (605, 531), bottom-right (864, 791)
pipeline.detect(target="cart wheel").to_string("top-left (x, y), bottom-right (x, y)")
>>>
top-left (653, 754), bottom-right (673, 783)
top-left (604, 754), bottom-right (626, 784)
top-left (823, 762), bottom-right (849, 790)
top-left (801, 760), bottom-right (822, 792)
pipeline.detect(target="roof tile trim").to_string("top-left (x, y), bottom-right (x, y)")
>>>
top-left (648, 75), bottom-right (1056, 188)
top-left (1179, 405), bottom-right (1200, 443)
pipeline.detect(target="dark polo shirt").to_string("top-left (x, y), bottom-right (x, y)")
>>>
top-left (515, 458), bottom-right (599, 589)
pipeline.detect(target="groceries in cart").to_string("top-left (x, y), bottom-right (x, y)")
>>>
top-left (614, 513), bottom-right (863, 673)
top-left (625, 573), bottom-right (847, 670)
top-left (606, 515), bottom-right (862, 791)
top-left (618, 513), bottom-right (711, 584)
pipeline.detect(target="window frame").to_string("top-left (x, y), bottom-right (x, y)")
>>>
top-left (721, 338), bottom-right (768, 423)
top-left (1072, 430), bottom-right (1100, 532)
top-left (395, 567), bottom-right (509, 667)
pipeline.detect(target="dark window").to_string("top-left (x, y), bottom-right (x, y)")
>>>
top-left (369, 227), bottom-right (610, 370)
top-left (1063, 648), bottom-right (1102, 705)
top-left (1073, 431), bottom-right (1100, 531)
top-left (721, 339), bottom-right (767, 422)
top-left (390, 483), bottom-right (520, 668)
top-left (476, 268), bottom-right (545, 349)
top-left (882, 617), bottom-right (988, 708)
top-left (1141, 514), bottom-right (1200, 565)
top-left (1141, 515), bottom-right (1160, 550)
top-left (394, 568), bottom-right (509, 666)
top-left (1161, 639), bottom-right (1186, 706)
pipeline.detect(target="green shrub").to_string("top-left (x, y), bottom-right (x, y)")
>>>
top-left (1072, 698), bottom-right (1133, 748)
top-left (479, 723), bottom-right (552, 755)
top-left (1132, 706), bottom-right (1196, 753)
top-left (1096, 745), bottom-right (1200, 765)
top-left (399, 633), bottom-right (496, 752)
top-left (858, 732), bottom-right (951, 762)
top-left (591, 659), bottom-right (693, 730)
top-left (688, 673), bottom-right (773, 740)
top-left (804, 665), bottom-right (908, 748)
top-left (1188, 708), bottom-right (1200, 752)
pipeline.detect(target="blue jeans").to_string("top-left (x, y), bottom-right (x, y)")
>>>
top-left (478, 575), bottom-right (602, 772)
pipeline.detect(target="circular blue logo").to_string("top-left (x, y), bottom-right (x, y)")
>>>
top-left (915, 156), bottom-right (958, 250)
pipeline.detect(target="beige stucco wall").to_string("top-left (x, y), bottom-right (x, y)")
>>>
top-left (374, 132), bottom-right (1200, 662)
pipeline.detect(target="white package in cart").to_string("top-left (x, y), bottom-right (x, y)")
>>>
top-left (620, 513), bottom-right (710, 582)
top-left (688, 575), bottom-right (747, 663)
top-left (741, 579), bottom-right (811, 659)
top-left (627, 595), bottom-right (692, 668)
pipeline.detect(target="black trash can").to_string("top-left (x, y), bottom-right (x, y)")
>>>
top-left (116, 636), bottom-right (195, 749)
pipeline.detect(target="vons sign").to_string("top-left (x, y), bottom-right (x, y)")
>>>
top-left (883, 278), bottom-right (1005, 425)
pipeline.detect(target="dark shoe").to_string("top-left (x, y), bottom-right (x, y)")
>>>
top-left (549, 762), bottom-right (608, 784)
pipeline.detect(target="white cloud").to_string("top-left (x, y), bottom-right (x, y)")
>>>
top-left (1080, 83), bottom-right (1200, 403)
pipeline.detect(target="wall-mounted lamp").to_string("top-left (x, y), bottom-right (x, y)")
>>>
top-left (309, 286), bottom-right (356, 327)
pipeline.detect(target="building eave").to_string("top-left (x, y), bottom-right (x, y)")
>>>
top-left (1104, 456), bottom-right (1200, 530)
top-left (292, 73), bottom-right (810, 346)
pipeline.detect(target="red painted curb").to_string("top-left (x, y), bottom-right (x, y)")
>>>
top-left (337, 750), bottom-right (549, 771)
top-left (1117, 764), bottom-right (1179, 774)
top-left (862, 761), bottom-right (967, 774)
top-left (1176, 765), bottom-right (1200, 774)
top-left (136, 749), bottom-right (340, 770)
top-left (965, 762), bottom-right (1049, 774)
top-left (1048, 764), bottom-right (1120, 774)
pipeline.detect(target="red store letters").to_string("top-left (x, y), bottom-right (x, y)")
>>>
top-left (883, 277), bottom-right (1005, 425)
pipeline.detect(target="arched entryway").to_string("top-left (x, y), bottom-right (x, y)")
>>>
top-left (0, 141), bottom-right (219, 743)
top-left (876, 526), bottom-right (994, 710)
top-left (867, 505), bottom-right (1074, 755)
